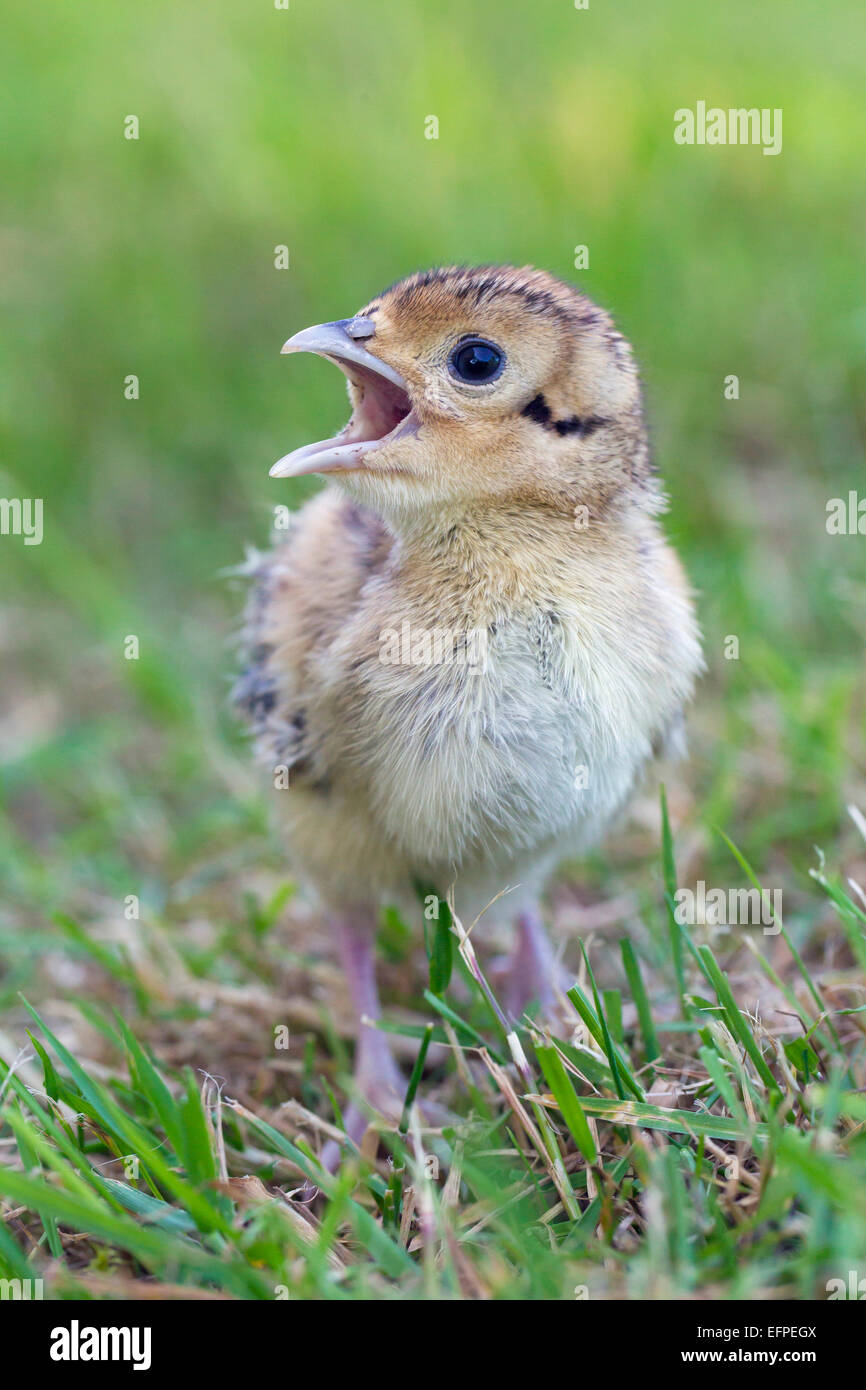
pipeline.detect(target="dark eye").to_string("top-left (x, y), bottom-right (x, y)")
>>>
top-left (449, 338), bottom-right (504, 384)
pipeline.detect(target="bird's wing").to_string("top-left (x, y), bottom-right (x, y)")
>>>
top-left (233, 490), bottom-right (392, 786)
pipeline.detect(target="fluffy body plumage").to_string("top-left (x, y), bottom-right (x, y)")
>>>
top-left (235, 265), bottom-right (702, 1150)
top-left (239, 487), bottom-right (697, 919)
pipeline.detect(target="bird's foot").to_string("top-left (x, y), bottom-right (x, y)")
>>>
top-left (499, 908), bottom-right (570, 1026)
top-left (319, 1025), bottom-right (448, 1172)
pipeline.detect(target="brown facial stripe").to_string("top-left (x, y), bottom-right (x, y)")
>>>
top-left (521, 393), bottom-right (608, 438)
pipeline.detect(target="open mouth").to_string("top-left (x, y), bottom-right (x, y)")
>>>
top-left (270, 320), bottom-right (416, 479)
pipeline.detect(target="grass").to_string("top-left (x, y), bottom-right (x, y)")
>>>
top-left (1, 0), bottom-right (865, 1299)
top-left (2, 793), bottom-right (866, 1300)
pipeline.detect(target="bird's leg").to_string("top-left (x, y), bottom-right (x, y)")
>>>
top-left (331, 910), bottom-right (405, 1133)
top-left (319, 911), bottom-right (451, 1172)
top-left (503, 906), bottom-right (561, 1019)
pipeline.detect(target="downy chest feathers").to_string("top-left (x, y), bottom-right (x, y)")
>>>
top-left (307, 507), bottom-right (699, 874)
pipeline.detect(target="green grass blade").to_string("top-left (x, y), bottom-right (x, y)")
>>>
top-left (620, 938), bottom-right (660, 1064)
top-left (20, 999), bottom-right (231, 1235)
top-left (660, 785), bottom-right (687, 1015)
top-left (535, 1041), bottom-right (597, 1162)
top-left (695, 947), bottom-right (780, 1100)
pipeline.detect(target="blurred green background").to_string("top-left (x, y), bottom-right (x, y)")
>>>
top-left (1, 0), bottom-right (865, 980)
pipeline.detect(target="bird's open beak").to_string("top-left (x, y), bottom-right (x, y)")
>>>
top-left (270, 318), bottom-right (416, 478)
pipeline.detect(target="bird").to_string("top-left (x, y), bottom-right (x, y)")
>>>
top-left (235, 264), bottom-right (702, 1157)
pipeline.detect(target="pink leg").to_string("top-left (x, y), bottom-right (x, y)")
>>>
top-left (332, 912), bottom-right (405, 1111)
top-left (504, 907), bottom-right (560, 1018)
top-left (321, 911), bottom-right (405, 1169)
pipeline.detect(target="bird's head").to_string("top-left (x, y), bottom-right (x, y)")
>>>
top-left (271, 265), bottom-right (655, 524)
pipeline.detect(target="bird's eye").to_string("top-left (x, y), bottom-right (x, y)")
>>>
top-left (448, 338), bottom-right (504, 384)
